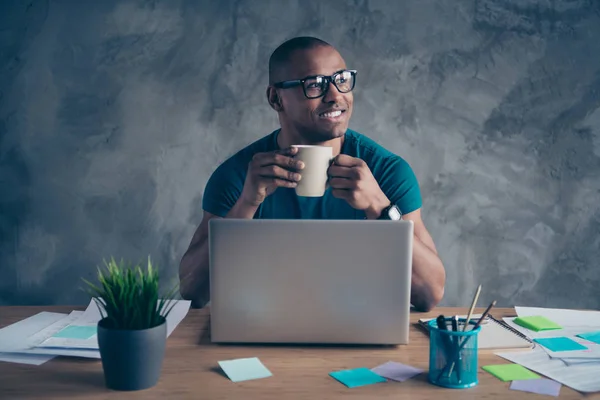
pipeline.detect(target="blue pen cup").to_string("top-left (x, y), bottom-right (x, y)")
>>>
top-left (428, 319), bottom-right (481, 389)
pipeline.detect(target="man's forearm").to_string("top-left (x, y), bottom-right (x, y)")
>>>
top-left (227, 198), bottom-right (260, 219)
top-left (179, 199), bottom-right (260, 307)
top-left (179, 242), bottom-right (211, 308)
top-left (410, 235), bottom-right (446, 312)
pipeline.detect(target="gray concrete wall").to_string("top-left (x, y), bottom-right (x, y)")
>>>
top-left (1, 0), bottom-right (599, 309)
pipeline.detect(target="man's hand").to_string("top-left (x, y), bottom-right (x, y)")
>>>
top-left (327, 154), bottom-right (390, 218)
top-left (240, 146), bottom-right (305, 207)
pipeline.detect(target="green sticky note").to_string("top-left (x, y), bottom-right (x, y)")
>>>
top-left (577, 331), bottom-right (600, 344)
top-left (218, 357), bottom-right (272, 382)
top-left (53, 325), bottom-right (97, 339)
top-left (329, 368), bottom-right (386, 388)
top-left (482, 364), bottom-right (541, 382)
top-left (513, 316), bottom-right (562, 332)
top-left (534, 337), bottom-right (587, 352)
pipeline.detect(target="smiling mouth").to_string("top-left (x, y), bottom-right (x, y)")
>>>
top-left (318, 110), bottom-right (346, 119)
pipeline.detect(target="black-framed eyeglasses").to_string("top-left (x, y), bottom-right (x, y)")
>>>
top-left (273, 69), bottom-right (357, 99)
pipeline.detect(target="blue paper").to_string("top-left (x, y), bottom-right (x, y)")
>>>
top-left (577, 331), bottom-right (600, 345)
top-left (218, 357), bottom-right (272, 382)
top-left (329, 368), bottom-right (386, 388)
top-left (53, 325), bottom-right (97, 339)
top-left (534, 337), bottom-right (587, 352)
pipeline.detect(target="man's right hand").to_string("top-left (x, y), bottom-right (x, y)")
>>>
top-left (239, 146), bottom-right (305, 207)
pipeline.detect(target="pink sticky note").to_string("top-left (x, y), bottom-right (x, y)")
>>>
top-left (510, 378), bottom-right (561, 396)
top-left (371, 361), bottom-right (424, 382)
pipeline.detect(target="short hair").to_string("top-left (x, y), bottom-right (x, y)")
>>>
top-left (268, 36), bottom-right (332, 84)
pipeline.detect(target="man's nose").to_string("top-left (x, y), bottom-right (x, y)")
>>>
top-left (322, 81), bottom-right (343, 103)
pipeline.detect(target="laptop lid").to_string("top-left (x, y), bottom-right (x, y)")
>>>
top-left (209, 219), bottom-right (413, 345)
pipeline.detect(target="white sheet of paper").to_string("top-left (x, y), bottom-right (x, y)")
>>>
top-left (23, 311), bottom-right (86, 347)
top-left (0, 311), bottom-right (100, 359)
top-left (79, 299), bottom-right (191, 337)
top-left (22, 347), bottom-right (101, 359)
top-left (0, 311), bottom-right (68, 365)
top-left (36, 299), bottom-right (191, 350)
top-left (515, 306), bottom-right (600, 327)
top-left (504, 317), bottom-right (600, 340)
top-left (0, 352), bottom-right (54, 366)
top-left (35, 309), bottom-right (98, 350)
top-left (503, 317), bottom-right (600, 361)
top-left (561, 358), bottom-right (600, 366)
top-left (496, 346), bottom-right (600, 393)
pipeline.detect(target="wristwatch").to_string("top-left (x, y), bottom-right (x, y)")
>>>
top-left (377, 203), bottom-right (402, 220)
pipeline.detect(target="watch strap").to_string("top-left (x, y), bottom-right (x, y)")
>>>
top-left (377, 203), bottom-right (395, 220)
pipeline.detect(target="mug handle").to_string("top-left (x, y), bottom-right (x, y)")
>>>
top-left (325, 157), bottom-right (335, 190)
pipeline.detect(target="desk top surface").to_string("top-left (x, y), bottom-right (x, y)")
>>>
top-left (0, 306), bottom-right (596, 399)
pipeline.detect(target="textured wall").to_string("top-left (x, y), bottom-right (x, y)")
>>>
top-left (1, 0), bottom-right (599, 309)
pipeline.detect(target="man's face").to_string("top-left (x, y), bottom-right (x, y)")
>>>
top-left (275, 46), bottom-right (354, 143)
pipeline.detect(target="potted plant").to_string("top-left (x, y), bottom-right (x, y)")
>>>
top-left (83, 256), bottom-right (178, 391)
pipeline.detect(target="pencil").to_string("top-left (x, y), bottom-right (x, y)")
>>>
top-left (457, 300), bottom-right (497, 351)
top-left (462, 284), bottom-right (481, 332)
top-left (469, 300), bottom-right (497, 332)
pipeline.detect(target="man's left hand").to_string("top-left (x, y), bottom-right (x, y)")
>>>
top-left (327, 154), bottom-right (390, 219)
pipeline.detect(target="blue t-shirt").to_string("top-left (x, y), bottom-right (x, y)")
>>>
top-left (202, 129), bottom-right (422, 219)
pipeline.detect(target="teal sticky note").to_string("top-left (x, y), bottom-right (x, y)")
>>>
top-left (329, 368), bottom-right (387, 388)
top-left (218, 357), bottom-right (272, 382)
top-left (534, 337), bottom-right (587, 352)
top-left (53, 325), bottom-right (97, 339)
top-left (577, 331), bottom-right (600, 344)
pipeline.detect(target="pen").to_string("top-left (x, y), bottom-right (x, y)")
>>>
top-left (451, 316), bottom-right (459, 362)
top-left (436, 315), bottom-right (454, 358)
top-left (447, 316), bottom-right (461, 382)
top-left (467, 300), bottom-right (496, 333)
top-left (457, 300), bottom-right (497, 352)
top-left (451, 316), bottom-right (458, 333)
top-left (435, 315), bottom-right (455, 381)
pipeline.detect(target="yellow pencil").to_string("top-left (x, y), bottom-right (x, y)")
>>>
top-left (462, 285), bottom-right (481, 332)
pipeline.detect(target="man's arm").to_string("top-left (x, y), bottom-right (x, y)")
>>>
top-left (402, 208), bottom-right (446, 312)
top-left (328, 154), bottom-right (445, 311)
top-left (179, 211), bottom-right (217, 308)
top-left (179, 201), bottom-right (260, 308)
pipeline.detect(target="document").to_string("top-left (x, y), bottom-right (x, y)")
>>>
top-left (0, 352), bottom-right (56, 366)
top-left (0, 311), bottom-right (101, 359)
top-left (504, 317), bottom-right (596, 340)
top-left (503, 315), bottom-right (600, 361)
top-left (497, 346), bottom-right (600, 393)
top-left (0, 312), bottom-right (69, 365)
top-left (74, 298), bottom-right (191, 337)
top-left (515, 306), bottom-right (600, 327)
top-left (0, 299), bottom-right (191, 361)
top-left (36, 299), bottom-right (191, 350)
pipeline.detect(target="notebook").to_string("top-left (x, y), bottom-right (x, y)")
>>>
top-left (418, 314), bottom-right (533, 351)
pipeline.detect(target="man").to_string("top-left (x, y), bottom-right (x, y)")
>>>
top-left (179, 37), bottom-right (446, 312)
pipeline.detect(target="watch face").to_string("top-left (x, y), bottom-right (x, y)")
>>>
top-left (388, 205), bottom-right (402, 220)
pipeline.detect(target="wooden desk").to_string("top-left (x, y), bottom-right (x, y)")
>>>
top-left (0, 306), bottom-right (595, 399)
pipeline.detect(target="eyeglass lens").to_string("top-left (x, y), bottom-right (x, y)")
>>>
top-left (303, 71), bottom-right (355, 98)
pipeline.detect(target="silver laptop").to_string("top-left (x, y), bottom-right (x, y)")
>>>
top-left (208, 219), bottom-right (414, 345)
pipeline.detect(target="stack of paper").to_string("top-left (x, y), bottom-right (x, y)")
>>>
top-left (496, 306), bottom-right (600, 393)
top-left (0, 299), bottom-right (190, 366)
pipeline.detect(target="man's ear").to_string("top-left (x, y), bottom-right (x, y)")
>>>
top-left (266, 86), bottom-right (284, 111)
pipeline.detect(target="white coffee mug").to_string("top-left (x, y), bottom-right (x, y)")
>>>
top-left (292, 145), bottom-right (333, 197)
